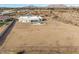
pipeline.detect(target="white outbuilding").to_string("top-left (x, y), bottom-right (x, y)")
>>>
top-left (18, 14), bottom-right (43, 24)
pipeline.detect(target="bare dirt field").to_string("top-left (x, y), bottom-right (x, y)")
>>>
top-left (1, 10), bottom-right (79, 53)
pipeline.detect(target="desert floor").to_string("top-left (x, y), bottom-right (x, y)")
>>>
top-left (1, 11), bottom-right (79, 53)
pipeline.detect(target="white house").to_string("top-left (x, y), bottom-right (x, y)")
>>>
top-left (18, 14), bottom-right (43, 24)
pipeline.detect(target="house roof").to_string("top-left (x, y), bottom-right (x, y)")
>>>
top-left (0, 15), bottom-right (9, 20)
top-left (19, 15), bottom-right (42, 20)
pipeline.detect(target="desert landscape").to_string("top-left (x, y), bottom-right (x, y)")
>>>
top-left (0, 5), bottom-right (79, 53)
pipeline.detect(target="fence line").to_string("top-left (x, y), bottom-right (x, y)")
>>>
top-left (0, 20), bottom-right (16, 45)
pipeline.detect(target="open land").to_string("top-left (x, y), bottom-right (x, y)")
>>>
top-left (1, 9), bottom-right (79, 53)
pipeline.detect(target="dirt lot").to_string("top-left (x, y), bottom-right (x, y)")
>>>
top-left (1, 10), bottom-right (79, 53)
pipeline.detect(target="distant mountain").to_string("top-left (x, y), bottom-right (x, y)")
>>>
top-left (0, 4), bottom-right (67, 8)
top-left (47, 4), bottom-right (67, 8)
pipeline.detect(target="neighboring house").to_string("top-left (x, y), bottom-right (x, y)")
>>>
top-left (18, 14), bottom-right (43, 24)
top-left (1, 11), bottom-right (14, 15)
top-left (1, 10), bottom-right (15, 15)
top-left (0, 15), bottom-right (10, 22)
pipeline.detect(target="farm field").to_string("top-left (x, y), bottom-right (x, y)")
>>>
top-left (1, 9), bottom-right (79, 53)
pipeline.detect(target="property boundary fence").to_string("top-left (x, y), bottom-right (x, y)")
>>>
top-left (0, 20), bottom-right (16, 45)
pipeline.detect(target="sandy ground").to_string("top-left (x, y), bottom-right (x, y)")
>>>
top-left (1, 11), bottom-right (79, 53)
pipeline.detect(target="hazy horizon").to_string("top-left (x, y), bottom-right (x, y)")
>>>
top-left (0, 4), bottom-right (48, 8)
top-left (0, 4), bottom-right (79, 8)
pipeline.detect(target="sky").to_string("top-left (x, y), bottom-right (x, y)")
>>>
top-left (0, 4), bottom-right (79, 8)
top-left (0, 4), bottom-right (48, 8)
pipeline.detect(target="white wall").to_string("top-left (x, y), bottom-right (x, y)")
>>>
top-left (18, 15), bottom-right (43, 23)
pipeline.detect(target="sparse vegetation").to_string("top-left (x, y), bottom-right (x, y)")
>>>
top-left (0, 21), bottom-right (6, 27)
top-left (0, 18), bottom-right (13, 27)
top-left (1, 8), bottom-right (79, 53)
